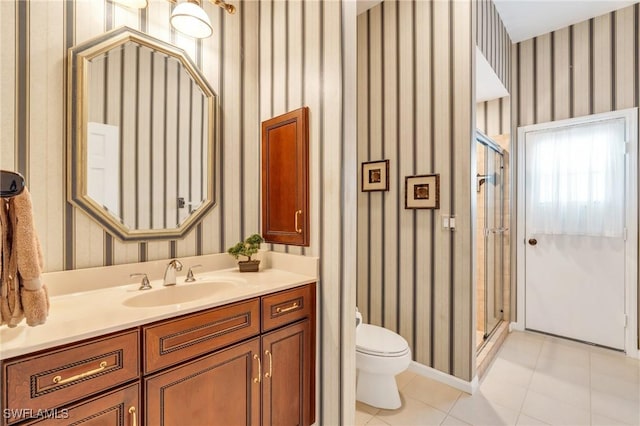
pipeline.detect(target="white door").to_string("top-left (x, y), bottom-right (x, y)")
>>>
top-left (524, 117), bottom-right (627, 350)
top-left (87, 122), bottom-right (120, 216)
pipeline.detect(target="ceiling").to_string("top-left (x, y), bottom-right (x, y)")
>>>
top-left (493, 0), bottom-right (639, 43)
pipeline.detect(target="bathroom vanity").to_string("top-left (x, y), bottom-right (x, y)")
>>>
top-left (0, 253), bottom-right (317, 426)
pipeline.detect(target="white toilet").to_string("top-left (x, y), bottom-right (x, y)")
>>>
top-left (355, 309), bottom-right (411, 410)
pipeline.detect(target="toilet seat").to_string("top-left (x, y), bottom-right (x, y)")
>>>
top-left (356, 323), bottom-right (410, 357)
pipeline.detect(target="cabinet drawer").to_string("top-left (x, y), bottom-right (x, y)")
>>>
top-left (2, 330), bottom-right (139, 425)
top-left (262, 284), bottom-right (313, 332)
top-left (143, 298), bottom-right (260, 374)
top-left (21, 382), bottom-right (140, 426)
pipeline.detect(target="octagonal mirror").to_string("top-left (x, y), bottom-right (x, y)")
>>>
top-left (68, 26), bottom-right (216, 241)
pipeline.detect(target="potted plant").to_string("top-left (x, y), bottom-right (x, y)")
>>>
top-left (227, 234), bottom-right (264, 272)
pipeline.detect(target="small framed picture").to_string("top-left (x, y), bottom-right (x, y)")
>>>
top-left (361, 160), bottom-right (389, 192)
top-left (405, 174), bottom-right (440, 209)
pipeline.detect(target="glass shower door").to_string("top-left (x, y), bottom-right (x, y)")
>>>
top-left (483, 146), bottom-right (504, 338)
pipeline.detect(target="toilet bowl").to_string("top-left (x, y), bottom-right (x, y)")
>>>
top-left (356, 310), bottom-right (411, 410)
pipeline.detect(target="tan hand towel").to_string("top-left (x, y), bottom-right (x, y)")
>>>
top-left (7, 187), bottom-right (48, 327)
top-left (0, 198), bottom-right (23, 327)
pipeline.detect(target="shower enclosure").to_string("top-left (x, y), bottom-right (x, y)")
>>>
top-left (476, 131), bottom-right (505, 349)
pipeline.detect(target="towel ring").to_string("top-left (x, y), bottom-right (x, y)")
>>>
top-left (0, 170), bottom-right (25, 198)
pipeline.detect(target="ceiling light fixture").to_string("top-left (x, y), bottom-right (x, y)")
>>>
top-left (170, 0), bottom-right (236, 39)
top-left (170, 1), bottom-right (214, 38)
top-left (211, 0), bottom-right (236, 15)
top-left (110, 0), bottom-right (236, 39)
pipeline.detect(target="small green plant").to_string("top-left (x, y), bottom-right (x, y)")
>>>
top-left (227, 234), bottom-right (264, 262)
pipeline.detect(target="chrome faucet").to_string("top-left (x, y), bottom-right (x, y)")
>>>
top-left (163, 259), bottom-right (183, 286)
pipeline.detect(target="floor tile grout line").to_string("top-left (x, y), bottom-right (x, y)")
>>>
top-left (514, 385), bottom-right (532, 424)
top-left (438, 413), bottom-right (467, 426)
top-left (501, 332), bottom-right (544, 425)
top-left (529, 337), bottom-right (602, 425)
top-left (446, 388), bottom-right (465, 415)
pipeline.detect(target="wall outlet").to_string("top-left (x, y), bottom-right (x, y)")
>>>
top-left (442, 215), bottom-right (456, 231)
top-left (442, 216), bottom-right (450, 229)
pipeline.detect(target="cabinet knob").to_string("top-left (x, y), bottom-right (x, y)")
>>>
top-left (295, 210), bottom-right (303, 233)
top-left (528, 238), bottom-right (537, 246)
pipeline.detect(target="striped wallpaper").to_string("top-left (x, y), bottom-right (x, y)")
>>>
top-left (513, 4), bottom-right (639, 126)
top-left (0, 0), bottom-right (353, 423)
top-left (475, 0), bottom-right (511, 91)
top-left (476, 96), bottom-right (510, 137)
top-left (258, 0), bottom-right (353, 422)
top-left (1, 0), bottom-right (223, 270)
top-left (357, 0), bottom-right (475, 381)
top-left (511, 3), bottom-right (640, 347)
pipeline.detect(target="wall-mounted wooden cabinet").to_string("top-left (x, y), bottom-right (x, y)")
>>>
top-left (262, 107), bottom-right (310, 246)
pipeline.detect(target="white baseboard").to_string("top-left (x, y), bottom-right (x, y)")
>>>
top-left (509, 321), bottom-right (524, 332)
top-left (408, 361), bottom-right (479, 394)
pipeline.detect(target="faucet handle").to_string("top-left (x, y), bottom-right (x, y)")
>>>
top-left (185, 265), bottom-right (202, 282)
top-left (170, 259), bottom-right (183, 271)
top-left (130, 273), bottom-right (152, 290)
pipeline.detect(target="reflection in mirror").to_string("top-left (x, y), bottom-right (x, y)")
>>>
top-left (68, 27), bottom-right (216, 241)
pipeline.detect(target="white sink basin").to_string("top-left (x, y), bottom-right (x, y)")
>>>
top-left (123, 281), bottom-right (240, 308)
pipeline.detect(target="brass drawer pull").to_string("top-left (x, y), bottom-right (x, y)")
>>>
top-left (128, 406), bottom-right (137, 426)
top-left (253, 354), bottom-right (261, 383)
top-left (275, 302), bottom-right (299, 314)
top-left (295, 210), bottom-right (303, 233)
top-left (52, 361), bottom-right (108, 385)
top-left (265, 350), bottom-right (273, 379)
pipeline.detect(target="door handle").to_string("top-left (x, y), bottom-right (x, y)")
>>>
top-left (295, 210), bottom-right (303, 233)
top-left (265, 350), bottom-right (273, 379)
top-left (528, 238), bottom-right (537, 246)
top-left (128, 406), bottom-right (137, 426)
top-left (253, 354), bottom-right (261, 383)
top-left (53, 361), bottom-right (108, 385)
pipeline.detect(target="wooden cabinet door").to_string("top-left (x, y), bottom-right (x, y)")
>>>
top-left (261, 320), bottom-right (311, 426)
top-left (145, 338), bottom-right (261, 426)
top-left (261, 107), bottom-right (309, 246)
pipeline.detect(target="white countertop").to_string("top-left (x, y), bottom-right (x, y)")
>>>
top-left (0, 252), bottom-right (318, 360)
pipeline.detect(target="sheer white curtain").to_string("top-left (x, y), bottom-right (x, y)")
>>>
top-left (526, 118), bottom-right (626, 237)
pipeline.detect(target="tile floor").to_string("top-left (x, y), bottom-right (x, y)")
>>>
top-left (356, 331), bottom-right (640, 426)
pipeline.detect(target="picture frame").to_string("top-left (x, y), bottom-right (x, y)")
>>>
top-left (405, 174), bottom-right (440, 209)
top-left (361, 160), bottom-right (390, 192)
